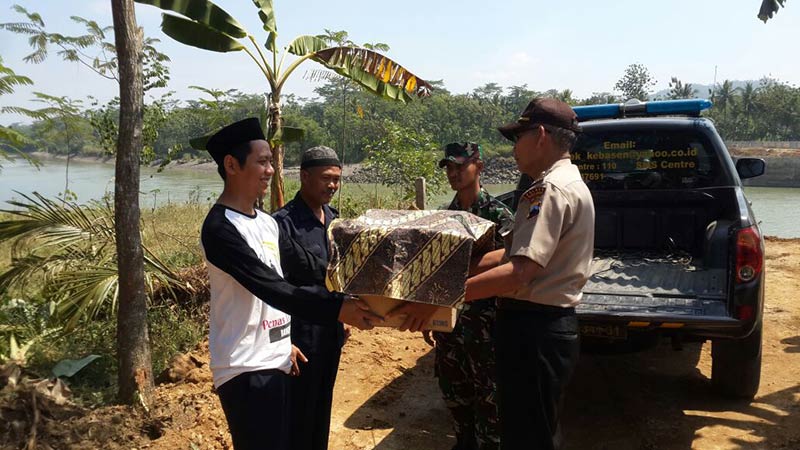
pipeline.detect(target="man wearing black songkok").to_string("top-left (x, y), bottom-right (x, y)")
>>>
top-left (199, 118), bottom-right (381, 450)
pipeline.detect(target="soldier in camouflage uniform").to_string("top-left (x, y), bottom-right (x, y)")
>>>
top-left (433, 142), bottom-right (514, 450)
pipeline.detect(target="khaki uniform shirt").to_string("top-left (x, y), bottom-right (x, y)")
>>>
top-left (505, 158), bottom-right (595, 307)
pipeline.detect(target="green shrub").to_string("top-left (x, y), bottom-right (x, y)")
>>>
top-left (364, 122), bottom-right (448, 201)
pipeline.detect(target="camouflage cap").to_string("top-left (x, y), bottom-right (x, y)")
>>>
top-left (438, 142), bottom-right (483, 168)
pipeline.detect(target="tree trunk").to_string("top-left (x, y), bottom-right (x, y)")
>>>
top-left (64, 125), bottom-right (71, 198)
top-left (111, 0), bottom-right (153, 407)
top-left (268, 96), bottom-right (285, 211)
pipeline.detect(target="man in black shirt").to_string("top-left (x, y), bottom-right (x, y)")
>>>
top-left (273, 146), bottom-right (345, 450)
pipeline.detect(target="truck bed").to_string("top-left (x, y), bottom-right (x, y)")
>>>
top-left (578, 251), bottom-right (735, 327)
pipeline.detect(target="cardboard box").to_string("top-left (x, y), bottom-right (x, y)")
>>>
top-left (326, 210), bottom-right (495, 332)
top-left (359, 294), bottom-right (458, 332)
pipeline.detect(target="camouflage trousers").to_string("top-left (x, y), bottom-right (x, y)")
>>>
top-left (433, 299), bottom-right (500, 450)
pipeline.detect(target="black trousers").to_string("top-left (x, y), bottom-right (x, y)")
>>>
top-left (495, 300), bottom-right (580, 450)
top-left (289, 322), bottom-right (343, 450)
top-left (216, 368), bottom-right (290, 450)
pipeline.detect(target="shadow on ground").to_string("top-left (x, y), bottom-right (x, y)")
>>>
top-left (345, 339), bottom-right (800, 450)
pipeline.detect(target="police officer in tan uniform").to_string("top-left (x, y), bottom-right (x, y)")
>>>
top-left (464, 98), bottom-right (595, 450)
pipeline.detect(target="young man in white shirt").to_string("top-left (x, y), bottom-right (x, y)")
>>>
top-left (200, 118), bottom-right (381, 450)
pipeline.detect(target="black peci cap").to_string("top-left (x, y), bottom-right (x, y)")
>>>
top-left (206, 117), bottom-right (266, 165)
top-left (300, 146), bottom-right (342, 169)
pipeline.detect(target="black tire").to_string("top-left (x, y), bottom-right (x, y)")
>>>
top-left (711, 323), bottom-right (762, 399)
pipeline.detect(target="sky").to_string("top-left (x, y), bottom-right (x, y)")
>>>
top-left (1, 0), bottom-right (799, 125)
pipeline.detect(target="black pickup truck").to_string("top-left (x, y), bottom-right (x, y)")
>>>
top-left (506, 99), bottom-right (766, 399)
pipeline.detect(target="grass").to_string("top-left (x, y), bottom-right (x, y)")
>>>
top-left (141, 203), bottom-right (208, 268)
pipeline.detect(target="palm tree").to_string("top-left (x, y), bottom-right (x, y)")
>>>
top-left (739, 82), bottom-right (759, 115)
top-left (713, 80), bottom-right (736, 113)
top-left (0, 192), bottom-right (180, 332)
top-left (135, 0), bottom-right (432, 210)
top-left (668, 77), bottom-right (696, 99)
top-left (558, 89), bottom-right (576, 105)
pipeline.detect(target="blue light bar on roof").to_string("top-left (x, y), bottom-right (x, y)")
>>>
top-left (574, 99), bottom-right (713, 121)
top-left (646, 99), bottom-right (712, 114)
top-left (573, 104), bottom-right (621, 120)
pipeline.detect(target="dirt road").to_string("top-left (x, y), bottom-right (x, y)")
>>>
top-left (330, 237), bottom-right (800, 450)
top-left (2, 239), bottom-right (798, 450)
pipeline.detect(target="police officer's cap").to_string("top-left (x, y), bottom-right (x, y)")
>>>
top-left (497, 97), bottom-right (581, 142)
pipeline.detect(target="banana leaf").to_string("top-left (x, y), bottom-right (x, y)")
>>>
top-left (189, 134), bottom-right (210, 151)
top-left (265, 32), bottom-right (277, 53)
top-left (758, 0), bottom-right (786, 22)
top-left (287, 35), bottom-right (328, 56)
top-left (251, 0), bottom-right (277, 34)
top-left (312, 47), bottom-right (432, 102)
top-left (160, 13), bottom-right (244, 53)
top-left (135, 0), bottom-right (246, 38)
top-left (269, 126), bottom-right (304, 145)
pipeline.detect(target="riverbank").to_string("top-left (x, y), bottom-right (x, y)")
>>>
top-left (25, 147), bottom-right (800, 188)
top-left (27, 152), bottom-right (363, 178)
top-left (729, 147), bottom-right (800, 187)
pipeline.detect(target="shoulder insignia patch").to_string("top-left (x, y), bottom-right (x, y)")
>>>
top-left (522, 185), bottom-right (546, 202)
top-left (522, 186), bottom-right (546, 219)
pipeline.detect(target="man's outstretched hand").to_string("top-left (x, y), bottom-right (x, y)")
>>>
top-left (386, 302), bottom-right (438, 332)
top-left (338, 295), bottom-right (384, 330)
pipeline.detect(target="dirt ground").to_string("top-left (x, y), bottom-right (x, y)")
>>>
top-left (2, 238), bottom-right (799, 450)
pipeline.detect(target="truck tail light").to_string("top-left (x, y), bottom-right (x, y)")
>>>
top-left (735, 226), bottom-right (763, 284)
top-left (736, 305), bottom-right (755, 321)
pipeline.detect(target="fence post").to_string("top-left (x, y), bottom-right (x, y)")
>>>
top-left (415, 177), bottom-right (426, 210)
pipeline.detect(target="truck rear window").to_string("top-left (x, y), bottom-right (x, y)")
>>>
top-left (571, 130), bottom-right (725, 190)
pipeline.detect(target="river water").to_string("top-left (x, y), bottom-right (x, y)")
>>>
top-left (2, 158), bottom-right (799, 238)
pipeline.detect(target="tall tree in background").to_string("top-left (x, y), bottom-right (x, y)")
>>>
top-left (311, 29), bottom-right (391, 193)
top-left (711, 80), bottom-right (736, 113)
top-left (667, 77), bottom-right (696, 99)
top-left (5, 93), bottom-right (85, 199)
top-left (739, 82), bottom-right (759, 114)
top-left (111, 0), bottom-right (153, 406)
top-left (0, 56), bottom-right (36, 170)
top-left (614, 63), bottom-right (656, 101)
top-left (0, 4), bottom-right (172, 166)
top-left (134, 0), bottom-right (432, 210)
top-left (0, 5), bottom-right (170, 91)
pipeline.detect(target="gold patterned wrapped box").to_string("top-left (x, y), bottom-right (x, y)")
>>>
top-left (326, 210), bottom-right (495, 331)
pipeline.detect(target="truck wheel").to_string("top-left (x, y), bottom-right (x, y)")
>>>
top-left (711, 323), bottom-right (762, 399)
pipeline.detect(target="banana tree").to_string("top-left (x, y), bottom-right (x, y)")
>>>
top-left (134, 0), bottom-right (432, 210)
top-left (758, 0), bottom-right (787, 22)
